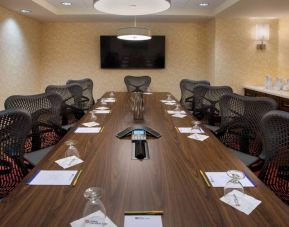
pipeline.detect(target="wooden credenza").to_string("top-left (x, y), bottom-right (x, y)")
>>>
top-left (244, 86), bottom-right (289, 112)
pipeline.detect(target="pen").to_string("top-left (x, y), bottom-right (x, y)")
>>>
top-left (100, 127), bottom-right (104, 133)
top-left (125, 211), bottom-right (164, 215)
top-left (200, 170), bottom-right (211, 188)
top-left (72, 170), bottom-right (83, 187)
top-left (175, 127), bottom-right (180, 133)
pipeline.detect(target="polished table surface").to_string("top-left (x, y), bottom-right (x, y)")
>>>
top-left (1, 92), bottom-right (289, 226)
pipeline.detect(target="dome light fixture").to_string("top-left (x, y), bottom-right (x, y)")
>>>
top-left (93, 0), bottom-right (171, 16)
top-left (117, 17), bottom-right (152, 41)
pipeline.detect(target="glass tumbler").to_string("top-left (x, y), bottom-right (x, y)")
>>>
top-left (65, 140), bottom-right (80, 158)
top-left (224, 170), bottom-right (245, 206)
top-left (83, 187), bottom-right (106, 227)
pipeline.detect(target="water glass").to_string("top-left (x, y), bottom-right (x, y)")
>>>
top-left (224, 170), bottom-right (245, 206)
top-left (65, 140), bottom-right (80, 158)
top-left (174, 104), bottom-right (181, 113)
top-left (166, 94), bottom-right (172, 101)
top-left (89, 111), bottom-right (97, 122)
top-left (101, 98), bottom-right (107, 106)
top-left (83, 187), bottom-right (106, 227)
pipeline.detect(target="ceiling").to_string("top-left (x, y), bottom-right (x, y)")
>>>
top-left (0, 0), bottom-right (288, 22)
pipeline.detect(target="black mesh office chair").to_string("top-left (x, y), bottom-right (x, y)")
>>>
top-left (193, 85), bottom-right (233, 126)
top-left (124, 76), bottom-right (151, 92)
top-left (180, 79), bottom-right (210, 111)
top-left (45, 84), bottom-right (85, 125)
top-left (260, 110), bottom-right (289, 205)
top-left (217, 94), bottom-right (277, 166)
top-left (0, 109), bottom-right (31, 198)
top-left (4, 93), bottom-right (66, 165)
top-left (66, 78), bottom-right (95, 110)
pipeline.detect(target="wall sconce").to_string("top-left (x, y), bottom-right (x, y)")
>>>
top-left (256, 24), bottom-right (270, 50)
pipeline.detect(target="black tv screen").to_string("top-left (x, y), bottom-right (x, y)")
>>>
top-left (100, 36), bottom-right (165, 69)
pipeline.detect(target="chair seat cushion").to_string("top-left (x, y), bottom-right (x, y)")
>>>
top-left (62, 123), bottom-right (76, 131)
top-left (24, 146), bottom-right (54, 166)
top-left (205, 124), bottom-right (220, 133)
top-left (229, 149), bottom-right (259, 166)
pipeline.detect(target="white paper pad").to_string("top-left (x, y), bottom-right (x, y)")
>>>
top-left (28, 170), bottom-right (77, 185)
top-left (172, 114), bottom-right (187, 118)
top-left (178, 127), bottom-right (204, 134)
top-left (95, 107), bottom-right (110, 110)
top-left (102, 98), bottom-right (116, 103)
top-left (220, 190), bottom-right (262, 215)
top-left (205, 172), bottom-right (255, 187)
top-left (82, 122), bottom-right (100, 127)
top-left (143, 92), bottom-right (153, 95)
top-left (55, 156), bottom-right (84, 169)
top-left (71, 211), bottom-right (117, 227)
top-left (93, 110), bottom-right (111, 114)
top-left (167, 110), bottom-right (186, 115)
top-left (124, 215), bottom-right (162, 227)
top-left (75, 127), bottom-right (102, 133)
top-left (188, 134), bottom-right (209, 141)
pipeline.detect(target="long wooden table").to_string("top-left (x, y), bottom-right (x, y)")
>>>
top-left (1, 92), bottom-right (289, 226)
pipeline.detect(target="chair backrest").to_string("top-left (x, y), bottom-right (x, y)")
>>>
top-left (124, 76), bottom-right (151, 92)
top-left (219, 93), bottom-right (277, 155)
top-left (45, 84), bottom-right (83, 108)
top-left (180, 79), bottom-right (210, 110)
top-left (260, 110), bottom-right (289, 205)
top-left (66, 78), bottom-right (95, 109)
top-left (5, 93), bottom-right (64, 151)
top-left (0, 109), bottom-right (31, 198)
top-left (193, 85), bottom-right (233, 124)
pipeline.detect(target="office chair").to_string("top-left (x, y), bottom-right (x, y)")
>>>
top-left (4, 93), bottom-right (66, 165)
top-left (260, 110), bottom-right (289, 205)
top-left (217, 93), bottom-right (277, 166)
top-left (180, 79), bottom-right (210, 111)
top-left (124, 76), bottom-right (151, 92)
top-left (66, 78), bottom-right (95, 110)
top-left (45, 84), bottom-right (86, 125)
top-left (0, 109), bottom-right (31, 198)
top-left (193, 85), bottom-right (233, 126)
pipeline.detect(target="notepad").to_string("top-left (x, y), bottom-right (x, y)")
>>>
top-left (102, 98), bottom-right (116, 103)
top-left (95, 107), bottom-right (110, 110)
top-left (205, 172), bottom-right (255, 187)
top-left (167, 110), bottom-right (186, 115)
top-left (55, 156), bottom-right (84, 169)
top-left (28, 170), bottom-right (77, 185)
top-left (124, 215), bottom-right (163, 227)
top-left (178, 127), bottom-right (204, 134)
top-left (93, 110), bottom-right (111, 114)
top-left (70, 211), bottom-right (117, 227)
top-left (82, 122), bottom-right (100, 127)
top-left (75, 127), bottom-right (102, 133)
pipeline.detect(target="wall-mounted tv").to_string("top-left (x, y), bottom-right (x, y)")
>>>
top-left (100, 36), bottom-right (165, 69)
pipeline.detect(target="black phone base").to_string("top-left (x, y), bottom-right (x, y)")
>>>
top-left (131, 141), bottom-right (150, 160)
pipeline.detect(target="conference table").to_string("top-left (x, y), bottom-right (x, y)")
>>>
top-left (1, 92), bottom-right (289, 226)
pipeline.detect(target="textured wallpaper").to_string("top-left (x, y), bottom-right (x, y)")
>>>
top-left (212, 18), bottom-right (279, 94)
top-left (0, 6), bottom-right (42, 108)
top-left (40, 22), bottom-right (210, 100)
top-left (278, 18), bottom-right (289, 78)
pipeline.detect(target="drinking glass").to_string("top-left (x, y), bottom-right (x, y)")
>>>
top-left (166, 94), bottom-right (172, 101)
top-left (192, 120), bottom-right (202, 131)
top-left (109, 91), bottom-right (115, 98)
top-left (101, 98), bottom-right (107, 106)
top-left (89, 111), bottom-right (97, 122)
top-left (65, 140), bottom-right (80, 158)
top-left (83, 187), bottom-right (106, 227)
top-left (174, 104), bottom-right (181, 114)
top-left (224, 170), bottom-right (245, 206)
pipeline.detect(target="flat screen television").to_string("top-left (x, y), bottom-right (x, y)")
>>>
top-left (100, 36), bottom-right (165, 69)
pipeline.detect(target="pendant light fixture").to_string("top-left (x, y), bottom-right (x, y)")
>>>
top-left (117, 17), bottom-right (151, 41)
top-left (93, 0), bottom-right (171, 16)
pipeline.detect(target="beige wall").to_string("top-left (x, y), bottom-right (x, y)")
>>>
top-left (40, 22), bottom-right (210, 100)
top-left (278, 18), bottom-right (289, 77)
top-left (211, 18), bottom-right (279, 94)
top-left (0, 6), bottom-right (42, 108)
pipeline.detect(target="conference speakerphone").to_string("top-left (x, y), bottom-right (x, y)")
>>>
top-left (116, 126), bottom-right (161, 160)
